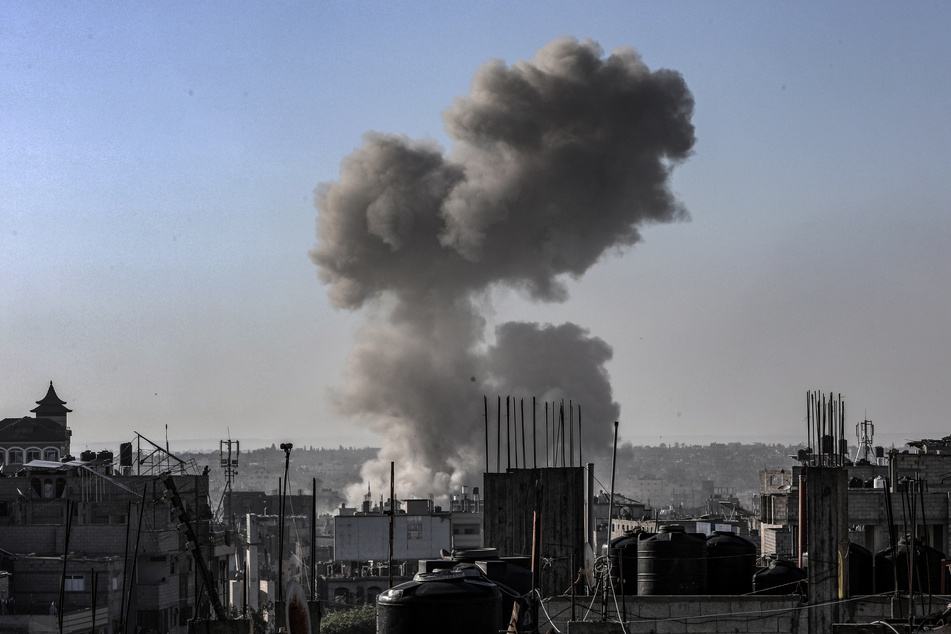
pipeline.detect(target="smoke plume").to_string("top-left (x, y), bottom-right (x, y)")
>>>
top-left (310, 37), bottom-right (695, 501)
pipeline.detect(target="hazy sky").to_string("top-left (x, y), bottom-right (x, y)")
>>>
top-left (3, 2), bottom-right (949, 457)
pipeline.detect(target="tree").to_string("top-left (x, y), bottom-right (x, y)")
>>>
top-left (319, 606), bottom-right (375, 634)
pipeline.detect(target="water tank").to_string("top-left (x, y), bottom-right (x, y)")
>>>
top-left (97, 450), bottom-right (114, 463)
top-left (451, 548), bottom-right (499, 562)
top-left (872, 476), bottom-right (887, 489)
top-left (874, 538), bottom-right (945, 594)
top-left (609, 529), bottom-right (651, 595)
top-left (753, 559), bottom-right (806, 596)
top-left (377, 569), bottom-right (502, 634)
top-left (706, 531), bottom-right (756, 595)
top-left (847, 543), bottom-right (873, 596)
top-left (637, 525), bottom-right (707, 595)
top-left (80, 450), bottom-right (96, 462)
top-left (119, 442), bottom-right (133, 467)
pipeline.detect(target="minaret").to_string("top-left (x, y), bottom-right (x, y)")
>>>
top-left (30, 381), bottom-right (72, 426)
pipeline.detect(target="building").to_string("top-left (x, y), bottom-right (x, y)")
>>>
top-left (0, 385), bottom-right (231, 634)
top-left (759, 440), bottom-right (951, 561)
top-left (0, 382), bottom-right (72, 470)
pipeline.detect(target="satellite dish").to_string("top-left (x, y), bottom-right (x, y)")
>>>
top-left (583, 542), bottom-right (597, 590)
top-left (285, 580), bottom-right (312, 634)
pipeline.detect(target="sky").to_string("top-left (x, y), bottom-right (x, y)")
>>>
top-left (3, 2), bottom-right (950, 465)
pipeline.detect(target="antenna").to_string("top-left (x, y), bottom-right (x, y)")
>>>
top-left (855, 417), bottom-right (874, 464)
top-left (219, 437), bottom-right (240, 529)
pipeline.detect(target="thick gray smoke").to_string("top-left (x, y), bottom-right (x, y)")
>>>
top-left (310, 37), bottom-right (695, 501)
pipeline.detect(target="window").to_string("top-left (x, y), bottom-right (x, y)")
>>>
top-left (25, 449), bottom-right (40, 463)
top-left (65, 575), bottom-right (84, 592)
top-left (8, 449), bottom-right (23, 465)
top-left (44, 449), bottom-right (58, 461)
top-left (0, 450), bottom-right (5, 465)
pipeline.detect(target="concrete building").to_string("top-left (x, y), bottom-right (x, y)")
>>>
top-left (0, 385), bottom-right (231, 634)
top-left (0, 382), bottom-right (72, 470)
top-left (758, 451), bottom-right (923, 560)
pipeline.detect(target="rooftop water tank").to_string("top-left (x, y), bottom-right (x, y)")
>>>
top-left (706, 531), bottom-right (756, 595)
top-left (753, 559), bottom-right (806, 596)
top-left (377, 569), bottom-right (502, 634)
top-left (874, 537), bottom-right (945, 594)
top-left (637, 525), bottom-right (707, 595)
top-left (609, 528), bottom-right (651, 595)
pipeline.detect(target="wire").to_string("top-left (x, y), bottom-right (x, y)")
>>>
top-left (534, 589), bottom-right (562, 634)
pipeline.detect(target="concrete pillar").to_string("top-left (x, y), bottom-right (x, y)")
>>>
top-left (805, 466), bottom-right (848, 632)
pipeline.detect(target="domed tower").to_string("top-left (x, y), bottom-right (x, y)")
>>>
top-left (31, 382), bottom-right (72, 426)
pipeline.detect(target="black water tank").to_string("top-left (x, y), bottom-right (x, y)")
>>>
top-left (97, 450), bottom-right (114, 463)
top-left (637, 525), bottom-right (707, 595)
top-left (706, 531), bottom-right (756, 595)
top-left (609, 529), bottom-right (651, 595)
top-left (80, 450), bottom-right (96, 462)
top-left (377, 569), bottom-right (502, 634)
top-left (451, 548), bottom-right (498, 562)
top-left (847, 543), bottom-right (873, 596)
top-left (753, 559), bottom-right (806, 596)
top-left (874, 538), bottom-right (945, 594)
top-left (119, 442), bottom-right (133, 467)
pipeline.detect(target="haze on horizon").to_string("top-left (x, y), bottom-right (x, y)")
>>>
top-left (3, 3), bottom-right (950, 465)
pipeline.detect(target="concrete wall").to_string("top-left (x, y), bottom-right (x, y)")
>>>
top-left (556, 596), bottom-right (802, 634)
top-left (556, 594), bottom-right (950, 634)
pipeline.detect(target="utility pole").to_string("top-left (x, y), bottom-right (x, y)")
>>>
top-left (279, 443), bottom-right (293, 603)
top-left (219, 439), bottom-right (239, 530)
top-left (161, 473), bottom-right (226, 620)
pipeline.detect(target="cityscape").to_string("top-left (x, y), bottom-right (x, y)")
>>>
top-left (0, 383), bottom-right (948, 634)
top-left (5, 4), bottom-right (950, 634)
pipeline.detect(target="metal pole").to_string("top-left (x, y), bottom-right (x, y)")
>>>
top-left (497, 396), bottom-right (501, 473)
top-left (58, 499), bottom-right (72, 634)
top-left (124, 487), bottom-right (147, 634)
top-left (532, 397), bottom-right (537, 469)
top-left (569, 400), bottom-right (573, 468)
top-left (531, 478), bottom-right (543, 634)
top-left (608, 422), bottom-right (619, 544)
top-left (578, 405), bottom-right (582, 466)
top-left (119, 501), bottom-right (132, 634)
top-left (484, 395), bottom-right (489, 474)
top-left (279, 442), bottom-right (293, 603)
top-left (311, 477), bottom-right (317, 601)
top-left (388, 462), bottom-right (395, 588)
top-left (545, 402), bottom-right (549, 467)
top-left (507, 397), bottom-right (512, 470)
top-left (521, 398), bottom-right (526, 470)
top-left (560, 402), bottom-right (566, 468)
